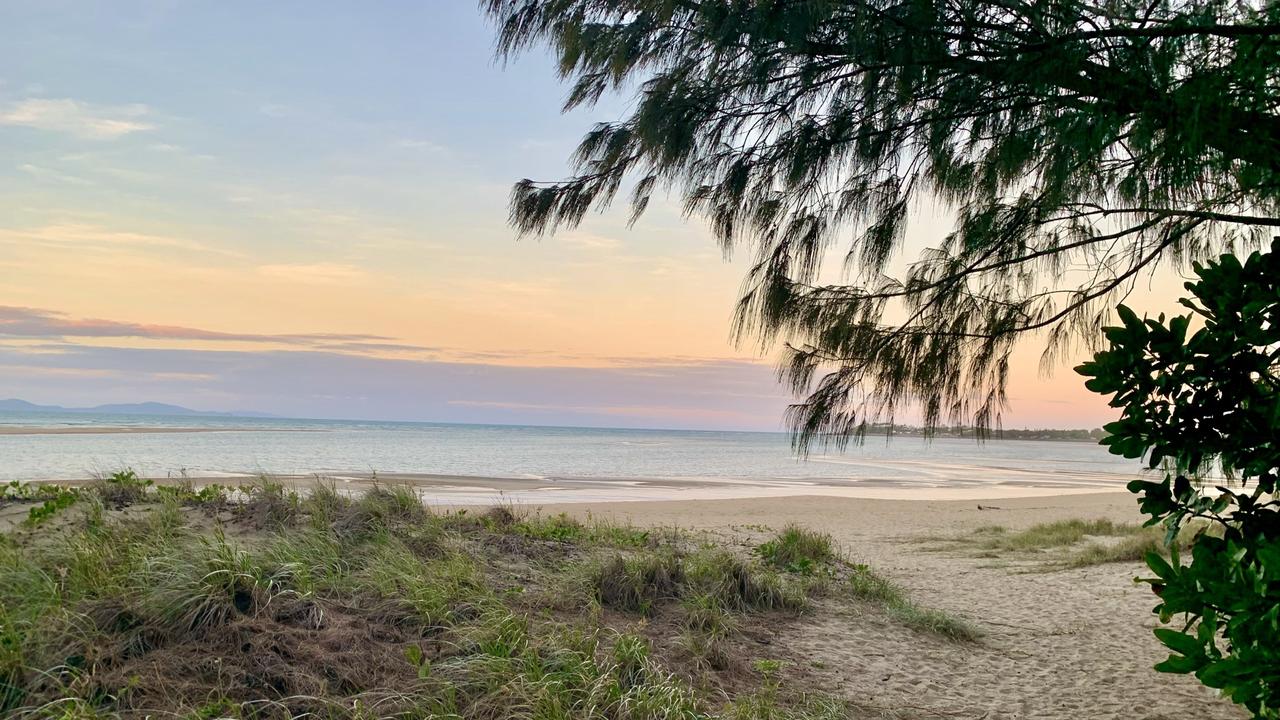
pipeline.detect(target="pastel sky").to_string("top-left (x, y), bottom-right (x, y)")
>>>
top-left (0, 2), bottom-right (1181, 431)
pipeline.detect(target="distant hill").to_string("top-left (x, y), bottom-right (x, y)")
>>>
top-left (0, 399), bottom-right (277, 418)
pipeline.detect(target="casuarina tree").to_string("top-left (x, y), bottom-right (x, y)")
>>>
top-left (483, 0), bottom-right (1280, 445)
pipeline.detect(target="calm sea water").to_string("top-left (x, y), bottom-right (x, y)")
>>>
top-left (0, 411), bottom-right (1140, 493)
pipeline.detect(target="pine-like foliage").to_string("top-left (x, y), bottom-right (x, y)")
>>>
top-left (482, 0), bottom-right (1280, 447)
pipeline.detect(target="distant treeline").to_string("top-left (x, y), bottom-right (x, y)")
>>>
top-left (860, 424), bottom-right (1104, 442)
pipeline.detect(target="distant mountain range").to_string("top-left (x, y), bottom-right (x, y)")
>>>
top-left (0, 399), bottom-right (277, 418)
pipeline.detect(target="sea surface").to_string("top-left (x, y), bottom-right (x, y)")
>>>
top-left (0, 411), bottom-right (1143, 502)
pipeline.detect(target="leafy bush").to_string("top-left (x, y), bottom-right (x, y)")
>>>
top-left (1077, 240), bottom-right (1280, 718)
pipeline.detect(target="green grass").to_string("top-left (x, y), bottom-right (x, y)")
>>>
top-left (973, 518), bottom-right (1142, 552)
top-left (0, 482), bottom-right (912, 718)
top-left (756, 525), bottom-right (836, 573)
top-left (847, 564), bottom-right (981, 642)
top-left (953, 517), bottom-right (1203, 570)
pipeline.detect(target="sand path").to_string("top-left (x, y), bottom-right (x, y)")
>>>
top-left (539, 493), bottom-right (1243, 720)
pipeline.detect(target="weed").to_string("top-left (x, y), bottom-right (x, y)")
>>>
top-left (515, 512), bottom-right (586, 542)
top-left (685, 548), bottom-right (806, 611)
top-left (25, 486), bottom-right (79, 526)
top-left (847, 564), bottom-right (980, 641)
top-left (95, 469), bottom-right (153, 508)
top-left (975, 518), bottom-right (1142, 552)
top-left (756, 526), bottom-right (835, 573)
top-left (593, 552), bottom-right (683, 613)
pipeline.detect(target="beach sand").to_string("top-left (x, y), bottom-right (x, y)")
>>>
top-left (528, 492), bottom-right (1242, 720)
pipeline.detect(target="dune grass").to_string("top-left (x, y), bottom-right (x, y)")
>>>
top-left (755, 526), bottom-right (836, 573)
top-left (972, 518), bottom-right (1143, 552)
top-left (0, 477), bottom-right (913, 719)
top-left (955, 517), bottom-right (1201, 570)
top-left (847, 564), bottom-right (982, 642)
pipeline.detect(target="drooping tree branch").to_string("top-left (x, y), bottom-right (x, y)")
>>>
top-left (484, 0), bottom-right (1280, 445)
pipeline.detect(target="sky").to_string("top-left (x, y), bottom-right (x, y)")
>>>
top-left (0, 2), bottom-right (1171, 431)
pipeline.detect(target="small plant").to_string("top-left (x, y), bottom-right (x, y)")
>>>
top-left (974, 518), bottom-right (1142, 553)
top-left (404, 644), bottom-right (432, 679)
top-left (846, 564), bottom-right (980, 641)
top-left (514, 512), bottom-right (585, 542)
top-left (592, 552), bottom-right (683, 613)
top-left (755, 526), bottom-right (835, 573)
top-left (24, 485), bottom-right (79, 526)
top-left (685, 548), bottom-right (806, 611)
top-left (236, 478), bottom-right (299, 529)
top-left (96, 469), bottom-right (153, 507)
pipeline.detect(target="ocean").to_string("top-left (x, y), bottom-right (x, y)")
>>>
top-left (0, 411), bottom-right (1144, 503)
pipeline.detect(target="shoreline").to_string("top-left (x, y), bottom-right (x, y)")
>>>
top-left (12, 469), bottom-right (1138, 504)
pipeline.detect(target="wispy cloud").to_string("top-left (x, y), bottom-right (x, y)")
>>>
top-left (0, 306), bottom-right (392, 347)
top-left (17, 163), bottom-right (94, 185)
top-left (0, 98), bottom-right (153, 139)
top-left (256, 262), bottom-right (371, 285)
top-left (395, 138), bottom-right (446, 153)
top-left (558, 232), bottom-right (621, 251)
top-left (0, 223), bottom-right (214, 254)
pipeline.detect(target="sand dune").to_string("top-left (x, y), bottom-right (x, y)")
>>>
top-left (539, 493), bottom-right (1244, 720)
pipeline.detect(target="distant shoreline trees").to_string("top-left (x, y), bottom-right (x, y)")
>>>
top-left (856, 424), bottom-right (1104, 442)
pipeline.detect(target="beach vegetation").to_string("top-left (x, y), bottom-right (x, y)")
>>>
top-left (0, 480), bottom-right (901, 718)
top-left (1079, 242), bottom-right (1280, 718)
top-left (847, 564), bottom-right (980, 642)
top-left (975, 519), bottom-right (1142, 552)
top-left (755, 526), bottom-right (835, 574)
top-left (93, 469), bottom-right (152, 508)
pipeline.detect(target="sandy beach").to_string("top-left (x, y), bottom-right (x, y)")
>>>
top-left (523, 492), bottom-right (1241, 720)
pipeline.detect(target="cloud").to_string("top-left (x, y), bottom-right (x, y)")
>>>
top-left (258, 103), bottom-right (292, 118)
top-left (0, 98), bottom-right (153, 139)
top-left (0, 223), bottom-right (219, 255)
top-left (558, 232), bottom-right (622, 251)
top-left (17, 164), bottom-right (94, 185)
top-left (0, 306), bottom-right (394, 347)
top-left (446, 399), bottom-right (760, 422)
top-left (395, 138), bottom-right (446, 153)
top-left (256, 262), bottom-right (371, 285)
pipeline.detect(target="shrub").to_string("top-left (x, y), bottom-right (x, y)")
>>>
top-left (515, 512), bottom-right (585, 542)
top-left (94, 469), bottom-right (152, 508)
top-left (755, 526), bottom-right (835, 573)
top-left (685, 548), bottom-right (805, 611)
top-left (592, 553), bottom-right (683, 613)
top-left (1077, 240), bottom-right (1280, 718)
